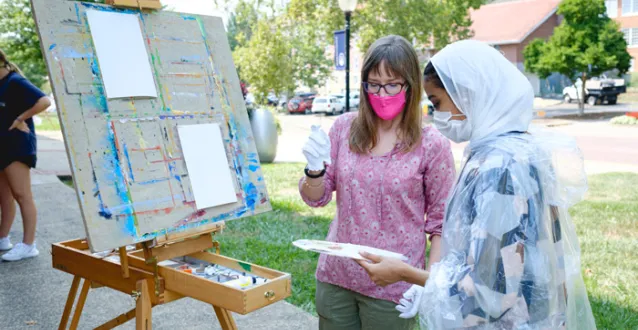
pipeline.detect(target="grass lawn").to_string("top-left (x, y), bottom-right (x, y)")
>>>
top-left (35, 113), bottom-right (61, 131)
top-left (214, 163), bottom-right (638, 329)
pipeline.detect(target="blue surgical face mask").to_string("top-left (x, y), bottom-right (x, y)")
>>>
top-left (433, 111), bottom-right (471, 143)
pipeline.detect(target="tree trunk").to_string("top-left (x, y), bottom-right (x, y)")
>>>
top-left (579, 72), bottom-right (587, 116)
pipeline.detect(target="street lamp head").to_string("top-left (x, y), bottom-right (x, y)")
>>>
top-left (338, 0), bottom-right (358, 12)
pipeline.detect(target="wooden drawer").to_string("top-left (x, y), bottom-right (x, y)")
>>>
top-left (130, 251), bottom-right (291, 315)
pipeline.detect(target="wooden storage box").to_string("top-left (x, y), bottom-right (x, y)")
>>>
top-left (53, 239), bottom-right (291, 315)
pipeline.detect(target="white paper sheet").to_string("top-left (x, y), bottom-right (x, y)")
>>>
top-left (87, 10), bottom-right (158, 99)
top-left (177, 123), bottom-right (237, 210)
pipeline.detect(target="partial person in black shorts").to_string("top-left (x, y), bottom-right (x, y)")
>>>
top-left (0, 49), bottom-right (51, 261)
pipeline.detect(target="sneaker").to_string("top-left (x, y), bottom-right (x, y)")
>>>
top-left (1, 242), bottom-right (39, 261)
top-left (0, 237), bottom-right (12, 251)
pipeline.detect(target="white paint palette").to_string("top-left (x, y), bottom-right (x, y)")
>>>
top-left (292, 239), bottom-right (408, 261)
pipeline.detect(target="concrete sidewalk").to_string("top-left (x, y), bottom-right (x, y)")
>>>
top-left (0, 132), bottom-right (318, 329)
top-left (274, 112), bottom-right (638, 175)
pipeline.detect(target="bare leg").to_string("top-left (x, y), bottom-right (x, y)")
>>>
top-left (0, 171), bottom-right (16, 239)
top-left (4, 162), bottom-right (36, 245)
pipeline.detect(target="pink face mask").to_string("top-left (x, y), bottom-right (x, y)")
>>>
top-left (367, 90), bottom-right (407, 121)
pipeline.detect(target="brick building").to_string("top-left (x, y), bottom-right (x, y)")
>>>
top-left (608, 0), bottom-right (638, 71)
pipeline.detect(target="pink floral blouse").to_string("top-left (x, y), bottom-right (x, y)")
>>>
top-left (299, 113), bottom-right (457, 303)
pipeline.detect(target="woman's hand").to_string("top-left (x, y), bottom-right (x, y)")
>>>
top-left (9, 119), bottom-right (30, 133)
top-left (302, 125), bottom-right (331, 171)
top-left (356, 251), bottom-right (409, 287)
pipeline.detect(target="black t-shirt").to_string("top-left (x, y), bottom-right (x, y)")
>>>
top-left (0, 71), bottom-right (46, 157)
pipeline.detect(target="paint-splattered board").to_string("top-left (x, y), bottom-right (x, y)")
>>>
top-left (31, 0), bottom-right (271, 252)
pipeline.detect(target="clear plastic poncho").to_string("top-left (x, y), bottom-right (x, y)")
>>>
top-left (418, 40), bottom-right (596, 330)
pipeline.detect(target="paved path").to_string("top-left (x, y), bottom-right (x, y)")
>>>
top-left (0, 131), bottom-right (318, 329)
top-left (275, 111), bottom-right (638, 175)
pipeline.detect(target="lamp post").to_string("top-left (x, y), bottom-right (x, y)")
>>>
top-left (338, 0), bottom-right (357, 113)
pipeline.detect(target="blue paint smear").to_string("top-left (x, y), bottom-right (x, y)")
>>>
top-left (181, 55), bottom-right (202, 62)
top-left (108, 194), bottom-right (183, 214)
top-left (243, 182), bottom-right (258, 210)
top-left (89, 156), bottom-right (112, 219)
top-left (49, 44), bottom-right (57, 50)
top-left (62, 48), bottom-right (93, 59)
top-left (80, 2), bottom-right (139, 14)
top-left (168, 162), bottom-right (181, 182)
top-left (122, 143), bottom-right (135, 182)
top-left (182, 15), bottom-right (196, 20)
top-left (137, 178), bottom-right (169, 185)
top-left (105, 123), bottom-right (136, 236)
top-left (248, 164), bottom-right (259, 172)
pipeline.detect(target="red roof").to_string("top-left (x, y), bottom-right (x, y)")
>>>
top-left (470, 0), bottom-right (561, 45)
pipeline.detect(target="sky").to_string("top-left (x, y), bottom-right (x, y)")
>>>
top-left (161, 0), bottom-right (236, 27)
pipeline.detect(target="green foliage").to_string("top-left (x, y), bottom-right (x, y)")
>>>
top-left (233, 18), bottom-right (295, 104)
top-left (610, 115), bottom-right (638, 125)
top-left (524, 0), bottom-right (631, 82)
top-left (225, 0), bottom-right (482, 102)
top-left (0, 0), bottom-right (106, 89)
top-left (355, 0), bottom-right (484, 52)
top-left (226, 1), bottom-right (258, 52)
top-left (0, 0), bottom-right (48, 88)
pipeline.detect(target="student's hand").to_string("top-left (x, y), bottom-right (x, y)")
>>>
top-left (396, 285), bottom-right (424, 319)
top-left (356, 251), bottom-right (408, 287)
top-left (9, 119), bottom-right (30, 133)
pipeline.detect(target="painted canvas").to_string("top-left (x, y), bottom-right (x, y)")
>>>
top-left (30, 0), bottom-right (271, 252)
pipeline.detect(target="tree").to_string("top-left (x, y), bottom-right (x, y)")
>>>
top-left (524, 0), bottom-right (631, 113)
top-left (222, 0), bottom-right (483, 101)
top-left (354, 0), bottom-right (484, 52)
top-left (0, 0), bottom-right (105, 89)
top-left (233, 18), bottom-right (295, 104)
top-left (226, 0), bottom-right (258, 51)
top-left (0, 0), bottom-right (48, 88)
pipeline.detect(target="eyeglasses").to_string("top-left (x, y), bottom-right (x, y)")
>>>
top-left (362, 82), bottom-right (406, 96)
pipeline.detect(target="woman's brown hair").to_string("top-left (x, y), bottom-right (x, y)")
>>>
top-left (349, 35), bottom-right (423, 154)
top-left (0, 49), bottom-right (23, 75)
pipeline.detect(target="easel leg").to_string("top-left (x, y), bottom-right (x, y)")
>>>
top-left (59, 276), bottom-right (82, 330)
top-left (69, 279), bottom-right (91, 330)
top-left (213, 306), bottom-right (237, 330)
top-left (94, 308), bottom-right (136, 330)
top-left (136, 280), bottom-right (152, 330)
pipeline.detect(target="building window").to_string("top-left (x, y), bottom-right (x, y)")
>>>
top-left (606, 0), bottom-right (618, 17)
top-left (622, 28), bottom-right (638, 46)
top-left (622, 0), bottom-right (638, 15)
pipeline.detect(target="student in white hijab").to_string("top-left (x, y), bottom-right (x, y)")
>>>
top-left (357, 40), bottom-right (597, 329)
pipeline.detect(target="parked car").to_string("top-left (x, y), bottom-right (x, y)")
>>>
top-left (287, 92), bottom-right (316, 114)
top-left (563, 76), bottom-right (626, 106)
top-left (331, 93), bottom-right (360, 112)
top-left (312, 96), bottom-right (345, 115)
top-left (278, 95), bottom-right (288, 110)
top-left (421, 97), bottom-right (434, 117)
top-left (267, 92), bottom-right (279, 106)
top-left (349, 92), bottom-right (360, 111)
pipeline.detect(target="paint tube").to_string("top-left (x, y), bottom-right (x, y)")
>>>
top-left (223, 276), bottom-right (253, 289)
top-left (223, 276), bottom-right (269, 289)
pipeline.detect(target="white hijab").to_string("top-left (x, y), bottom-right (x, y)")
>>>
top-left (430, 40), bottom-right (535, 142)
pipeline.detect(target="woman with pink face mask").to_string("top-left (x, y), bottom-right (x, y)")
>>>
top-left (298, 35), bottom-right (456, 330)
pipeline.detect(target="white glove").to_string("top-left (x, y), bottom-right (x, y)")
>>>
top-left (396, 284), bottom-right (424, 319)
top-left (302, 125), bottom-right (331, 171)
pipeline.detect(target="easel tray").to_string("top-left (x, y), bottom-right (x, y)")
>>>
top-left (53, 238), bottom-right (291, 316)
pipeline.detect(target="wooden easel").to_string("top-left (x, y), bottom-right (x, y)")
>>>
top-left (32, 1), bottom-right (289, 328)
top-left (54, 222), bottom-right (291, 330)
top-left (106, 0), bottom-right (163, 10)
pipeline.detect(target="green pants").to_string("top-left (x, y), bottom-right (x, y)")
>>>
top-left (316, 280), bottom-right (416, 330)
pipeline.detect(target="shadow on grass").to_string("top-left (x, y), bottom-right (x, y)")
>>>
top-left (590, 297), bottom-right (638, 330)
top-left (215, 199), bottom-right (331, 315)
